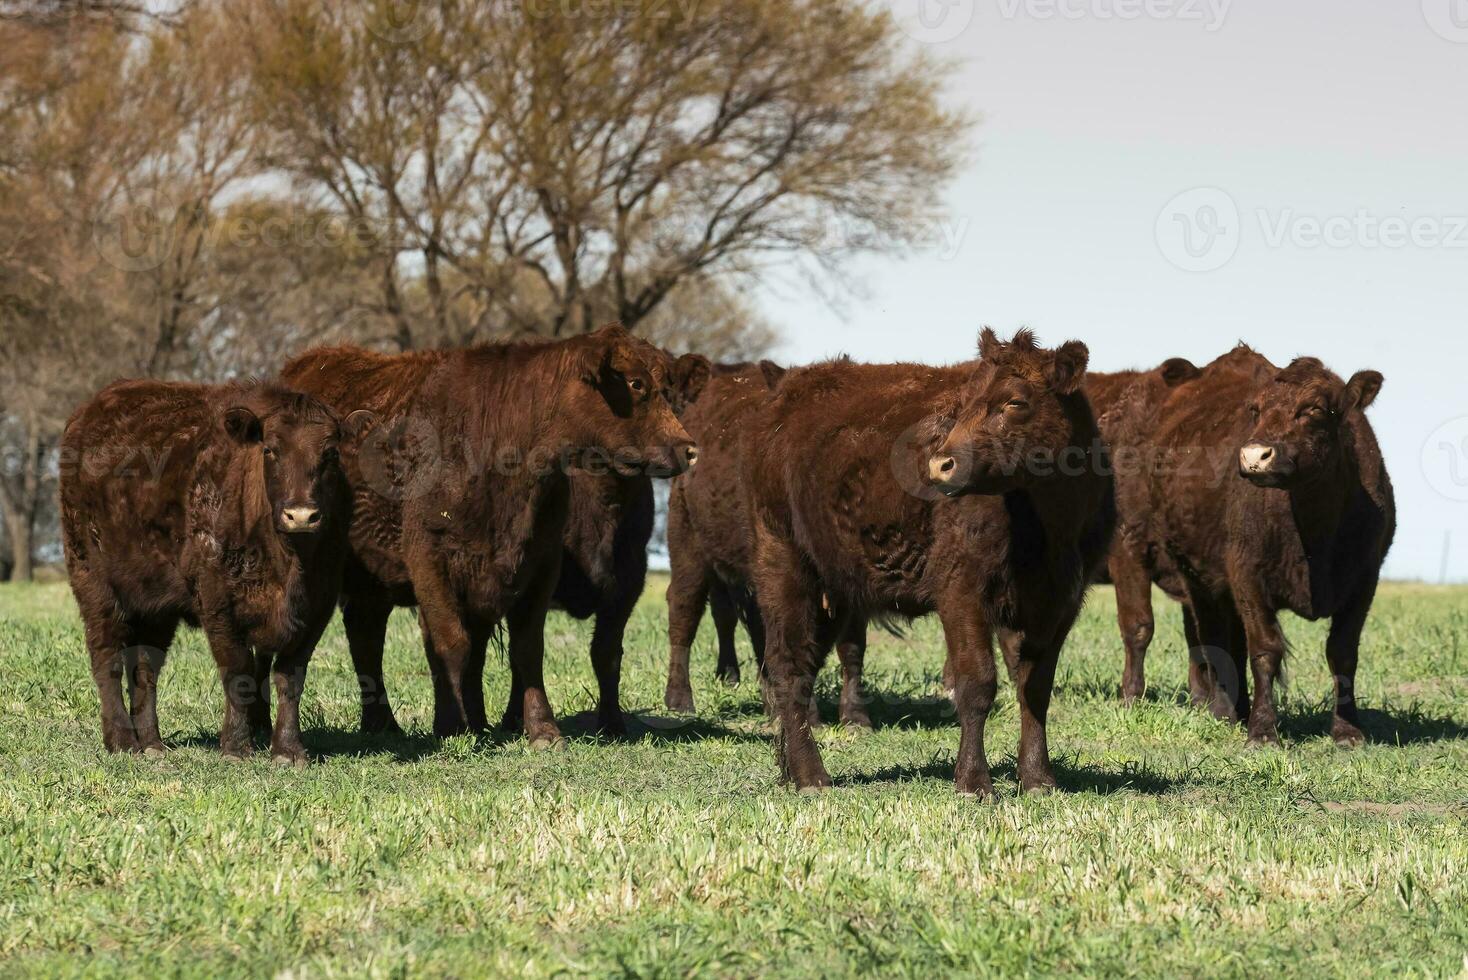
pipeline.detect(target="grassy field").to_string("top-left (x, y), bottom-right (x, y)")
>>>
top-left (0, 578), bottom-right (1464, 977)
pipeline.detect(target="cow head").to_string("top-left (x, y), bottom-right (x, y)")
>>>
top-left (223, 389), bottom-right (372, 536)
top-left (567, 325), bottom-right (700, 478)
top-left (1238, 358), bottom-right (1382, 488)
top-left (926, 328), bottom-right (1093, 497)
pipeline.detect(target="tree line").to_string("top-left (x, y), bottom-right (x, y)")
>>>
top-left (0, 0), bottom-right (968, 579)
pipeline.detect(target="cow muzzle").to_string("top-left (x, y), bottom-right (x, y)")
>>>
top-left (1238, 443), bottom-right (1294, 486)
top-left (279, 505), bottom-right (324, 534)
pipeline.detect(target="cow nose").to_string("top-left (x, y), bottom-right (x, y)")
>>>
top-left (1239, 444), bottom-right (1274, 472)
top-left (683, 445), bottom-right (699, 468)
top-left (280, 506), bottom-right (322, 532)
top-left (928, 455), bottom-right (957, 483)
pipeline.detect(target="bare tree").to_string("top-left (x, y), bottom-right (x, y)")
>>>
top-left (236, 0), bottom-right (968, 347)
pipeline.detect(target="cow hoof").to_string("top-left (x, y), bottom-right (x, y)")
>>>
top-left (956, 789), bottom-right (994, 802)
top-left (528, 736), bottom-right (564, 752)
top-left (1245, 734), bottom-right (1281, 750)
top-left (840, 711), bottom-right (873, 731)
top-left (1332, 731), bottom-right (1365, 749)
top-left (142, 746), bottom-right (167, 759)
top-left (716, 671), bottom-right (741, 687)
top-left (221, 751), bottom-right (250, 763)
top-left (272, 753), bottom-right (308, 768)
top-left (1022, 783), bottom-right (1056, 797)
top-left (796, 784), bottom-right (830, 796)
top-left (664, 690), bottom-right (696, 715)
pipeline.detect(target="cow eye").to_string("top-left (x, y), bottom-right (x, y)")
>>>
top-left (1248, 404), bottom-right (1261, 419)
top-left (1005, 399), bottom-right (1030, 412)
top-left (630, 378), bottom-right (646, 393)
top-left (263, 446), bottom-right (277, 459)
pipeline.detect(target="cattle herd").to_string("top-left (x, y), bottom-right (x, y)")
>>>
top-left (58, 324), bottom-right (1393, 795)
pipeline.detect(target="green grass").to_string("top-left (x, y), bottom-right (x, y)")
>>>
top-left (1, 578), bottom-right (1465, 978)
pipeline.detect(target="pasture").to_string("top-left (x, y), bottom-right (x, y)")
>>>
top-left (1, 578), bottom-right (1464, 977)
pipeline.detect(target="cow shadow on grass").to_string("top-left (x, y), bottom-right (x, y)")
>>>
top-left (1275, 704), bottom-right (1468, 746)
top-left (169, 728), bottom-right (446, 763)
top-left (838, 753), bottom-right (1190, 796)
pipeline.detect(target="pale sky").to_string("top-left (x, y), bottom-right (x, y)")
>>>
top-left (760, 0), bottom-right (1468, 582)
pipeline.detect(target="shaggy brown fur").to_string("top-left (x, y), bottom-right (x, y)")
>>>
top-left (664, 361), bottom-right (871, 726)
top-left (59, 380), bottom-right (357, 763)
top-left (282, 326), bottom-right (701, 741)
top-left (743, 330), bottom-right (1114, 795)
top-left (1147, 347), bottom-right (1394, 745)
top-left (1084, 358), bottom-right (1202, 702)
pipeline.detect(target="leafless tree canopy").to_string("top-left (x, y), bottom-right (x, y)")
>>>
top-left (0, 0), bottom-right (969, 577)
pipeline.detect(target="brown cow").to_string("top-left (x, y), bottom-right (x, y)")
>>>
top-left (744, 330), bottom-right (1113, 795)
top-left (1084, 357), bottom-right (1202, 702)
top-left (59, 380), bottom-right (360, 763)
top-left (283, 326), bottom-right (699, 743)
top-left (664, 361), bottom-right (871, 726)
top-left (1149, 349), bottom-right (1394, 745)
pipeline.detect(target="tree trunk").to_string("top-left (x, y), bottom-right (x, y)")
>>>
top-left (0, 422), bottom-right (44, 582)
top-left (5, 512), bottom-right (33, 583)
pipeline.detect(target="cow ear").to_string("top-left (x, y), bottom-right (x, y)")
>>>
top-left (1341, 370), bottom-right (1383, 413)
top-left (1160, 357), bottom-right (1200, 387)
top-left (1049, 341), bottom-right (1090, 394)
top-left (977, 327), bottom-right (1002, 361)
top-left (758, 360), bottom-right (787, 389)
top-left (224, 407), bottom-right (262, 445)
top-left (673, 354), bottom-right (711, 406)
top-left (344, 409), bottom-right (376, 438)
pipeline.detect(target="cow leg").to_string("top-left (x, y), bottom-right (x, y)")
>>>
top-left (753, 526), bottom-right (830, 790)
top-left (75, 586), bottom-right (140, 753)
top-left (835, 621), bottom-right (872, 729)
top-left (1187, 595), bottom-right (1246, 723)
top-left (709, 584), bottom-right (742, 686)
top-left (248, 650), bottom-right (273, 737)
top-left (124, 619), bottom-right (175, 756)
top-left (507, 587), bottom-right (561, 749)
top-left (937, 594), bottom-right (997, 798)
top-left (500, 648), bottom-right (525, 734)
top-left (664, 560), bottom-right (709, 714)
top-left (590, 598), bottom-right (634, 738)
top-left (462, 626), bottom-right (490, 734)
top-left (343, 596), bottom-right (402, 735)
top-left (1233, 584), bottom-right (1286, 746)
top-left (1325, 580), bottom-right (1377, 748)
top-left (744, 600), bottom-right (778, 720)
top-left (418, 606), bottom-right (476, 738)
top-left (1183, 606), bottom-right (1211, 708)
top-left (201, 625), bottom-right (262, 760)
top-left (998, 626), bottom-right (1063, 795)
top-left (1111, 550), bottom-right (1155, 704)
